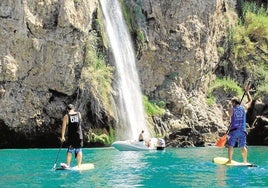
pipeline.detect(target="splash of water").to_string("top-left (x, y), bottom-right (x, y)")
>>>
top-left (100, 0), bottom-right (150, 140)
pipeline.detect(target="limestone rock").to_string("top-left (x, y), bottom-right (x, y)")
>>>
top-left (0, 0), bottom-right (99, 147)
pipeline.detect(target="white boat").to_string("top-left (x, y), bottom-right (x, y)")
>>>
top-left (112, 138), bottom-right (165, 151)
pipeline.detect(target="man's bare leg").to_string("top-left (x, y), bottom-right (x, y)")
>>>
top-left (227, 146), bottom-right (234, 163)
top-left (76, 152), bottom-right (82, 168)
top-left (242, 147), bottom-right (247, 163)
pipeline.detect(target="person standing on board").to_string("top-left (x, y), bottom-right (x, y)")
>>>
top-left (60, 104), bottom-right (83, 168)
top-left (226, 84), bottom-right (252, 164)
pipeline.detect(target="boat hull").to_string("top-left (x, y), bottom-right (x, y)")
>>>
top-left (112, 138), bottom-right (165, 151)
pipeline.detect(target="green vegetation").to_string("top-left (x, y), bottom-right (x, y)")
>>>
top-left (97, 6), bottom-right (109, 49)
top-left (231, 1), bottom-right (268, 94)
top-left (119, 0), bottom-right (146, 55)
top-left (143, 96), bottom-right (165, 116)
top-left (217, 47), bottom-right (225, 57)
top-left (215, 1), bottom-right (268, 101)
top-left (233, 1), bottom-right (267, 64)
top-left (108, 124), bottom-right (115, 144)
top-left (253, 62), bottom-right (268, 98)
top-left (79, 35), bottom-right (114, 117)
top-left (86, 125), bottom-right (115, 145)
top-left (207, 77), bottom-right (244, 106)
top-left (90, 133), bottom-right (110, 144)
top-left (119, 0), bottom-right (146, 32)
top-left (119, 0), bottom-right (133, 33)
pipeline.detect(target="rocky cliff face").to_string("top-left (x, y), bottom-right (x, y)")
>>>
top-left (0, 0), bottom-right (265, 148)
top-left (0, 0), bottom-right (100, 147)
top-left (127, 0), bottom-right (236, 146)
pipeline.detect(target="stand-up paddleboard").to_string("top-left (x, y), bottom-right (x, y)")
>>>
top-left (56, 163), bottom-right (94, 171)
top-left (213, 157), bottom-right (256, 167)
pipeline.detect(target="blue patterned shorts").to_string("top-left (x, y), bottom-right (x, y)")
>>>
top-left (67, 147), bottom-right (82, 158)
top-left (227, 130), bottom-right (247, 147)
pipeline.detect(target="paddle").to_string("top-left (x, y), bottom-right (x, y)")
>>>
top-left (52, 141), bottom-right (63, 170)
top-left (215, 82), bottom-right (250, 147)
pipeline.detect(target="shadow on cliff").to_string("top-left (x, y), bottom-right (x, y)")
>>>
top-left (0, 120), bottom-right (60, 148)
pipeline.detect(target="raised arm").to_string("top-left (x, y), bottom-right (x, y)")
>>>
top-left (244, 84), bottom-right (252, 110)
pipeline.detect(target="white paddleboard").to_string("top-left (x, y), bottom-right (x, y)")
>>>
top-left (56, 163), bottom-right (94, 171)
top-left (213, 157), bottom-right (256, 167)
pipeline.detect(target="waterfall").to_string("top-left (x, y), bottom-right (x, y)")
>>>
top-left (100, 0), bottom-right (150, 140)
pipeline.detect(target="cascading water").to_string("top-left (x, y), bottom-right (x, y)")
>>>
top-left (100, 0), bottom-right (150, 140)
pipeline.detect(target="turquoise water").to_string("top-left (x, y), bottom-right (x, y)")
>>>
top-left (0, 146), bottom-right (268, 188)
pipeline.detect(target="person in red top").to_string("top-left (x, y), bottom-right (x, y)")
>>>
top-left (60, 104), bottom-right (83, 168)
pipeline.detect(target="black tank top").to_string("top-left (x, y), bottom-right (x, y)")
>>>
top-left (67, 113), bottom-right (83, 147)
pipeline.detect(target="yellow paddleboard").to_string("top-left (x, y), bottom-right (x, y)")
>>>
top-left (213, 157), bottom-right (256, 167)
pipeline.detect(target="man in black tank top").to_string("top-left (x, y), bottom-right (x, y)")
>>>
top-left (60, 104), bottom-right (83, 168)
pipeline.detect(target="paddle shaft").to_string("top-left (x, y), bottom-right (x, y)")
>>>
top-left (53, 142), bottom-right (63, 169)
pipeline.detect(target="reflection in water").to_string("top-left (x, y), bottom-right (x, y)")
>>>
top-left (85, 149), bottom-right (147, 187)
top-left (109, 151), bottom-right (146, 187)
top-left (216, 165), bottom-right (227, 187)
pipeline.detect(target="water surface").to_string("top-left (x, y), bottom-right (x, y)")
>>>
top-left (0, 146), bottom-right (267, 187)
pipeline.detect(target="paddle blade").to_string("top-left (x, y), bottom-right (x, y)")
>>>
top-left (216, 134), bottom-right (227, 147)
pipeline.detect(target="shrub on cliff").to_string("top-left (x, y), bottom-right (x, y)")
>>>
top-left (207, 77), bottom-right (243, 106)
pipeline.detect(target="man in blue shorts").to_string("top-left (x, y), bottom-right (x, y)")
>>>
top-left (60, 104), bottom-right (83, 168)
top-left (227, 84), bottom-right (252, 164)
